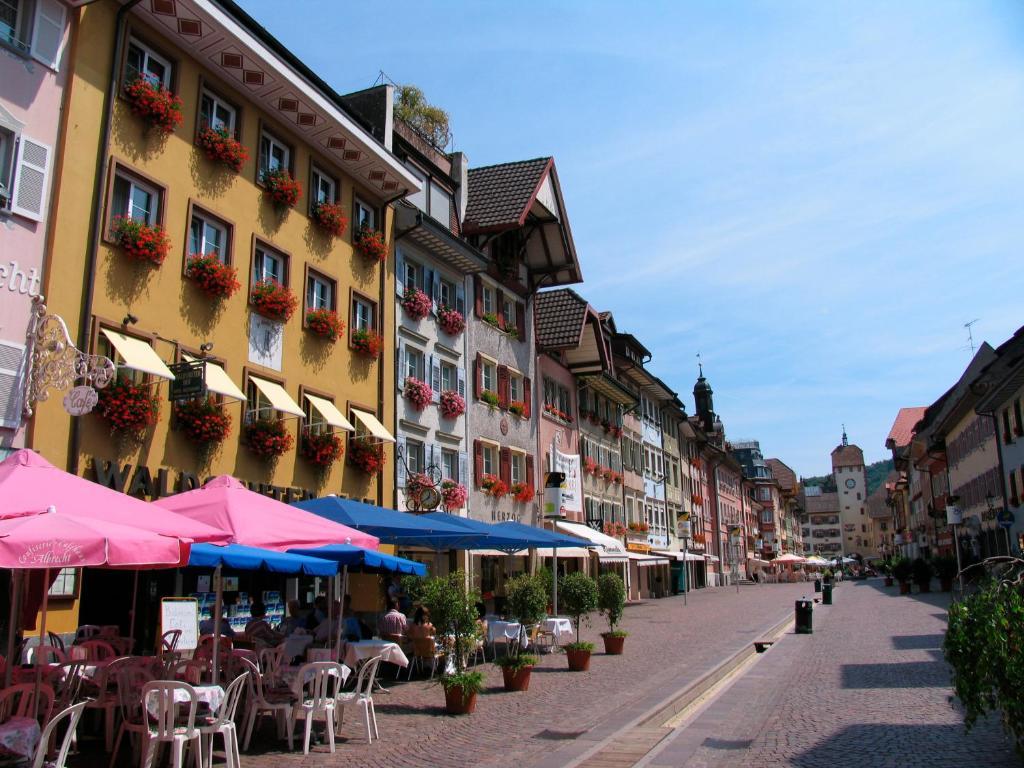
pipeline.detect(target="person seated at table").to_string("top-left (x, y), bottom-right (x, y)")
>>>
top-left (341, 595), bottom-right (364, 641)
top-left (313, 600), bottom-right (342, 644)
top-left (378, 599), bottom-right (407, 640)
top-left (245, 601), bottom-right (285, 650)
top-left (407, 606), bottom-right (435, 640)
top-left (304, 595), bottom-right (327, 631)
top-left (199, 614), bottom-right (235, 638)
top-left (278, 599), bottom-right (305, 636)
top-left (387, 574), bottom-right (412, 614)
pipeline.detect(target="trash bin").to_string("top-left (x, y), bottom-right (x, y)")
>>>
top-left (814, 578), bottom-right (821, 593)
top-left (795, 598), bottom-right (813, 634)
top-left (822, 582), bottom-right (833, 605)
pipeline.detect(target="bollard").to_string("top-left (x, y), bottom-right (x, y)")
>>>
top-left (814, 578), bottom-right (821, 593)
top-left (795, 597), bottom-right (813, 634)
top-left (822, 582), bottom-right (833, 605)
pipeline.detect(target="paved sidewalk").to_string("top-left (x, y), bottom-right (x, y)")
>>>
top-left (235, 582), bottom-right (807, 768)
top-left (642, 579), bottom-right (1020, 768)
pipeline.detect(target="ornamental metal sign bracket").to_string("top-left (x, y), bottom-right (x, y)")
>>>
top-left (22, 296), bottom-right (115, 420)
top-left (397, 443), bottom-right (444, 512)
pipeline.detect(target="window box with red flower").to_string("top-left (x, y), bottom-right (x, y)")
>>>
top-left (260, 168), bottom-right (302, 208)
top-left (583, 456), bottom-right (599, 475)
top-left (196, 127), bottom-right (248, 173)
top-left (305, 308), bottom-right (345, 342)
top-left (96, 377), bottom-right (160, 435)
top-left (401, 286), bottom-right (433, 321)
top-left (348, 437), bottom-right (385, 474)
top-left (437, 305), bottom-right (465, 335)
top-left (441, 481), bottom-right (468, 511)
top-left (439, 390), bottom-right (466, 419)
top-left (692, 494), bottom-right (704, 505)
top-left (481, 474), bottom-right (508, 499)
top-left (173, 396), bottom-right (231, 448)
top-left (301, 431), bottom-right (343, 469)
top-left (242, 418), bottom-right (293, 459)
top-left (480, 390), bottom-right (499, 409)
top-left (543, 403), bottom-right (573, 423)
top-left (186, 254), bottom-right (240, 300)
top-left (112, 216), bottom-right (171, 266)
top-left (250, 279), bottom-right (297, 322)
top-left (354, 225), bottom-right (387, 263)
top-left (509, 401), bottom-right (526, 418)
top-left (403, 377), bottom-right (432, 411)
top-left (628, 522), bottom-right (649, 533)
top-left (601, 467), bottom-right (616, 483)
top-left (603, 522), bottom-right (627, 538)
top-left (124, 76), bottom-right (183, 135)
top-left (510, 483), bottom-right (535, 504)
top-left (351, 328), bottom-right (382, 358)
top-left (311, 201), bottom-right (348, 238)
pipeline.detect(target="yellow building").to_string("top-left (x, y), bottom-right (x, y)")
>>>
top-left (30, 0), bottom-right (419, 632)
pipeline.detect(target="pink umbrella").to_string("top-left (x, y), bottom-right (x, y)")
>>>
top-left (0, 450), bottom-right (230, 545)
top-left (153, 476), bottom-right (379, 551)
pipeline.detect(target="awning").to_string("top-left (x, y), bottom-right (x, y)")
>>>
top-left (188, 543), bottom-right (337, 576)
top-left (421, 512), bottom-right (548, 553)
top-left (652, 550), bottom-right (705, 563)
top-left (288, 544), bottom-right (426, 575)
top-left (495, 521), bottom-right (594, 549)
top-left (293, 497), bottom-right (471, 550)
top-left (249, 375), bottom-right (303, 417)
top-left (304, 393), bottom-right (354, 431)
top-left (704, 554), bottom-right (720, 562)
top-left (555, 520), bottom-right (627, 554)
top-left (534, 547), bottom-right (590, 559)
top-left (628, 552), bottom-right (670, 567)
top-left (101, 329), bottom-right (175, 380)
top-left (352, 408), bottom-right (395, 442)
top-left (596, 552), bottom-right (629, 564)
top-left (747, 556), bottom-right (771, 567)
top-left (183, 354), bottom-right (245, 401)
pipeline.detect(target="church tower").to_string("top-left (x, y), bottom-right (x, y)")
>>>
top-left (831, 426), bottom-right (867, 556)
top-left (694, 364), bottom-right (715, 434)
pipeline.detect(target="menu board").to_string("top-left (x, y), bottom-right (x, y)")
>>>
top-left (160, 598), bottom-right (199, 651)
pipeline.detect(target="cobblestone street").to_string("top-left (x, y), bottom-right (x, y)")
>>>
top-left (642, 579), bottom-right (1020, 768)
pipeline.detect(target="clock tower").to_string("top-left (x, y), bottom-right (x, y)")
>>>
top-left (831, 427), bottom-right (868, 557)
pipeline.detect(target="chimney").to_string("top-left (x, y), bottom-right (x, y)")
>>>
top-left (338, 84), bottom-right (393, 150)
top-left (450, 151), bottom-right (469, 224)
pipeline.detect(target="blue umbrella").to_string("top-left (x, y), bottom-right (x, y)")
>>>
top-left (419, 513), bottom-right (543, 553)
top-left (292, 497), bottom-right (479, 550)
top-left (494, 520), bottom-right (594, 549)
top-left (188, 543), bottom-right (338, 576)
top-left (287, 544), bottom-right (427, 576)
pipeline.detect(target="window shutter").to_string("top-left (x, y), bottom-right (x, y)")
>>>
top-left (500, 447), bottom-right (511, 485)
top-left (396, 339), bottom-right (406, 390)
top-left (474, 354), bottom-right (482, 399)
top-left (30, 0), bottom-right (66, 71)
top-left (0, 341), bottom-right (26, 429)
top-left (455, 282), bottom-right (466, 316)
top-left (523, 376), bottom-right (531, 419)
top-left (11, 137), bottom-right (51, 222)
top-left (496, 290), bottom-right (505, 329)
top-left (396, 436), bottom-right (407, 489)
top-left (473, 440), bottom-right (483, 485)
top-left (457, 367), bottom-right (466, 399)
top-left (516, 302), bottom-right (526, 341)
top-left (458, 451), bottom-right (468, 486)
top-left (473, 275), bottom-right (483, 318)
top-left (497, 365), bottom-right (509, 409)
top-left (526, 455), bottom-right (535, 491)
top-left (395, 249), bottom-right (405, 297)
top-left (431, 270), bottom-right (441, 313)
top-left (430, 354), bottom-right (441, 402)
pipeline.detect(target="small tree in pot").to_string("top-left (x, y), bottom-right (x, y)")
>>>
top-left (559, 572), bottom-right (598, 671)
top-left (892, 557), bottom-right (913, 595)
top-left (912, 557), bottom-right (933, 593)
top-left (881, 557), bottom-right (895, 587)
top-left (597, 573), bottom-right (628, 655)
top-left (421, 571), bottom-right (484, 714)
top-left (495, 573), bottom-right (546, 691)
top-left (932, 555), bottom-right (958, 592)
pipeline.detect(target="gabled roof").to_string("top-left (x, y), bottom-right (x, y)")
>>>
top-left (464, 158), bottom-right (551, 232)
top-left (831, 444), bottom-right (864, 468)
top-left (885, 407), bottom-right (927, 450)
top-left (920, 343), bottom-right (998, 439)
top-left (765, 458), bottom-right (798, 494)
top-left (535, 289), bottom-right (589, 350)
top-left (975, 324), bottom-right (1024, 414)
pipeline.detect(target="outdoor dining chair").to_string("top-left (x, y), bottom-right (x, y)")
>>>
top-left (30, 644), bottom-right (67, 666)
top-left (197, 671), bottom-right (247, 768)
top-left (529, 624), bottom-right (555, 654)
top-left (84, 656), bottom-right (133, 752)
top-left (161, 630), bottom-right (183, 655)
top-left (73, 640), bottom-right (117, 662)
top-left (237, 657), bottom-right (295, 752)
top-left (139, 681), bottom-right (203, 768)
top-left (289, 662), bottom-right (346, 755)
top-left (256, 645), bottom-right (285, 688)
top-left (407, 637), bottom-right (444, 681)
top-left (0, 682), bottom-right (55, 725)
top-left (47, 632), bottom-right (66, 654)
top-left (107, 665), bottom-right (155, 768)
top-left (31, 701), bottom-right (87, 768)
top-left (335, 655), bottom-right (381, 744)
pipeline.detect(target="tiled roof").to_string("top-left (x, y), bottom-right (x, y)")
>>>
top-left (464, 157), bottom-right (551, 233)
top-left (765, 458), bottom-right (798, 493)
top-left (534, 289), bottom-right (588, 350)
top-left (804, 492), bottom-right (840, 514)
top-left (831, 444), bottom-right (864, 468)
top-left (885, 407), bottom-right (927, 448)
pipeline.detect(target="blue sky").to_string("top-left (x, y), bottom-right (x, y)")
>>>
top-left (246, 0), bottom-right (1024, 476)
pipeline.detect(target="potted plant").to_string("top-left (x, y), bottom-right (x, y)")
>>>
top-left (439, 390), bottom-right (466, 419)
top-left (440, 480), bottom-right (468, 511)
top-left (403, 377), bottom-right (433, 411)
top-left (111, 215), bottom-right (172, 266)
top-left (437, 305), bottom-right (465, 335)
top-left (881, 557), bottom-right (895, 587)
top-left (185, 254), bottom-right (240, 300)
top-left (597, 573), bottom-right (628, 655)
top-left (250, 278), bottom-right (297, 322)
top-left (510, 483), bottom-right (535, 504)
top-left (310, 201), bottom-right (348, 237)
top-left (559, 572), bottom-right (598, 671)
top-left (911, 557), bottom-right (933, 593)
top-left (482, 311), bottom-right (501, 329)
top-left (351, 328), bottom-right (382, 358)
top-left (347, 437), bottom-right (385, 474)
top-left (480, 390), bottom-right (499, 409)
top-left (892, 557), bottom-right (913, 595)
top-left (96, 377), bottom-right (160, 436)
top-left (195, 126), bottom-right (248, 172)
top-left (123, 75), bottom-right (183, 134)
top-left (354, 225), bottom-right (387, 263)
top-left (260, 167), bottom-right (302, 208)
top-left (300, 431), bottom-right (343, 469)
top-left (401, 286), bottom-right (433, 321)
top-left (932, 555), bottom-right (958, 592)
top-left (421, 571), bottom-right (484, 714)
top-left (242, 418), bottom-right (293, 459)
top-left (305, 307), bottom-right (345, 342)
top-left (172, 396), bottom-right (231, 449)
top-left (496, 573), bottom-right (547, 691)
top-left (481, 474), bottom-right (508, 499)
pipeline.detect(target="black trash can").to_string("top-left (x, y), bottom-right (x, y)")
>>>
top-left (795, 598), bottom-right (813, 634)
top-left (814, 578), bottom-right (821, 593)
top-left (822, 582), bottom-right (833, 605)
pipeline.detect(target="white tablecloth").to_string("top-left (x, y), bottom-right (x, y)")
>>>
top-left (145, 684), bottom-right (224, 718)
top-left (487, 621), bottom-right (522, 644)
top-left (0, 717), bottom-right (40, 759)
top-left (541, 618), bottom-right (574, 644)
top-left (343, 640), bottom-right (408, 669)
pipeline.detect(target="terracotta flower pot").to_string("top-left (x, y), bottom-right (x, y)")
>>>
top-left (899, 582), bottom-right (911, 595)
top-left (444, 684), bottom-right (478, 715)
top-left (940, 577), bottom-right (953, 592)
top-left (501, 665), bottom-right (533, 692)
top-left (884, 577), bottom-right (894, 587)
top-left (602, 634), bottom-right (626, 655)
top-left (566, 648), bottom-right (591, 672)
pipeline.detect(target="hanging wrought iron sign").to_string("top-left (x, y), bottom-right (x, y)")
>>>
top-left (168, 359), bottom-right (207, 402)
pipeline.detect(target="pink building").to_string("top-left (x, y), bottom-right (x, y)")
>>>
top-left (0, 0), bottom-right (71, 452)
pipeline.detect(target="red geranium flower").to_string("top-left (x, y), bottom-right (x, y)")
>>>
top-left (123, 76), bottom-right (183, 134)
top-left (186, 253), bottom-right (240, 300)
top-left (250, 279), bottom-right (297, 322)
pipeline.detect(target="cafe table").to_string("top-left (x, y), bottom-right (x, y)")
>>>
top-left (145, 683), bottom-right (224, 719)
top-left (541, 617), bottom-right (574, 646)
top-left (342, 640), bottom-right (408, 670)
top-left (0, 717), bottom-right (40, 761)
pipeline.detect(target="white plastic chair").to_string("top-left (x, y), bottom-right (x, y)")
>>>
top-left (238, 657), bottom-right (295, 752)
top-left (198, 672), bottom-right (247, 768)
top-left (0, 682), bottom-right (54, 724)
top-left (32, 701), bottom-right (87, 768)
top-left (335, 655), bottom-right (381, 744)
top-left (30, 644), bottom-right (67, 666)
top-left (288, 662), bottom-right (345, 755)
top-left (140, 681), bottom-right (202, 768)
top-left (257, 645), bottom-right (285, 688)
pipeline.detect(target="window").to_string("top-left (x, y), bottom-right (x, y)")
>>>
top-left (246, 378), bottom-right (274, 422)
top-left (0, 127), bottom-right (15, 207)
top-left (258, 129), bottom-right (289, 176)
top-left (253, 244), bottom-right (286, 285)
top-left (502, 295), bottom-right (516, 329)
top-left (354, 198), bottom-right (375, 230)
top-left (199, 88), bottom-right (235, 133)
top-left (481, 359), bottom-right (497, 395)
top-left (511, 451), bottom-right (525, 484)
top-left (405, 347), bottom-right (425, 381)
top-left (189, 209), bottom-right (228, 261)
top-left (482, 443), bottom-right (497, 476)
top-left (440, 361), bottom-right (456, 392)
top-left (111, 170), bottom-right (159, 225)
top-left (310, 166), bottom-right (336, 205)
top-left (509, 371), bottom-right (523, 405)
top-left (404, 259), bottom-right (422, 292)
top-left (482, 285), bottom-right (495, 315)
top-left (125, 38), bottom-right (171, 87)
top-left (303, 393), bottom-right (331, 436)
top-left (404, 439), bottom-right (424, 475)
top-left (428, 181), bottom-right (452, 225)
top-left (404, 163), bottom-right (427, 211)
top-left (1, 0), bottom-right (31, 52)
top-left (306, 269), bottom-right (334, 311)
top-left (95, 330), bottom-right (146, 386)
top-left (48, 568), bottom-right (78, 599)
top-left (439, 278), bottom-right (455, 309)
top-left (442, 449), bottom-right (458, 482)
top-left (352, 295), bottom-right (375, 332)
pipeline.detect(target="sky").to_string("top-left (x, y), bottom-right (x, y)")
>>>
top-left (245, 0), bottom-right (1024, 476)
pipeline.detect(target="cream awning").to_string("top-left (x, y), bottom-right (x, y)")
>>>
top-left (628, 552), bottom-right (670, 567)
top-left (249, 376), bottom-right (303, 417)
top-left (352, 409), bottom-right (395, 443)
top-left (101, 329), bottom-right (175, 380)
top-left (596, 552), bottom-right (629, 564)
top-left (534, 547), bottom-right (590, 559)
top-left (555, 520), bottom-right (627, 554)
top-left (304, 394), bottom-right (354, 431)
top-left (182, 354), bottom-right (245, 401)
top-left (652, 550), bottom-right (705, 563)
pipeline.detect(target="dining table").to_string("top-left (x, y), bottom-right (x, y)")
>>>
top-left (342, 640), bottom-right (409, 670)
top-left (0, 716), bottom-right (40, 761)
top-left (487, 621), bottom-right (524, 649)
top-left (145, 683), bottom-right (224, 719)
top-left (541, 617), bottom-right (575, 646)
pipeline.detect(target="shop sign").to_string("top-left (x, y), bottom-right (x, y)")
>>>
top-left (626, 542), bottom-right (651, 554)
top-left (552, 450), bottom-right (583, 515)
top-left (63, 385), bottom-right (98, 416)
top-left (168, 359), bottom-right (207, 402)
top-left (946, 504), bottom-right (962, 525)
top-left (997, 509), bottom-right (1016, 529)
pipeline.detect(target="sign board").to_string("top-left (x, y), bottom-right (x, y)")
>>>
top-left (160, 597), bottom-right (199, 651)
top-left (248, 314), bottom-right (283, 371)
top-left (997, 509), bottom-right (1016, 529)
top-left (677, 520), bottom-right (692, 539)
top-left (63, 385), bottom-right (98, 416)
top-left (945, 505), bottom-right (962, 526)
top-left (551, 451), bottom-right (583, 515)
top-left (168, 359), bottom-right (206, 402)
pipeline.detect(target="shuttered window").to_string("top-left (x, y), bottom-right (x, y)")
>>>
top-left (0, 340), bottom-right (26, 429)
top-left (10, 136), bottom-right (50, 222)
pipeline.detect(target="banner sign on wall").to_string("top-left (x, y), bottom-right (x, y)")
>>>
top-left (554, 450), bottom-right (583, 515)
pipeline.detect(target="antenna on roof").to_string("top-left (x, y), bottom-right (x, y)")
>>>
top-left (696, 351), bottom-right (703, 377)
top-left (964, 319), bottom-right (980, 356)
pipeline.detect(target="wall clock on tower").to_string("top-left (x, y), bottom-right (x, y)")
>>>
top-left (845, 478), bottom-right (856, 489)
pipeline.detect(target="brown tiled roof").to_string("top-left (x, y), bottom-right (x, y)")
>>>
top-left (804, 492), bottom-right (840, 514)
top-left (831, 444), bottom-right (864, 468)
top-left (885, 407), bottom-right (927, 448)
top-left (765, 458), bottom-right (798, 493)
top-left (534, 289), bottom-right (588, 350)
top-left (464, 157), bottom-right (551, 233)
